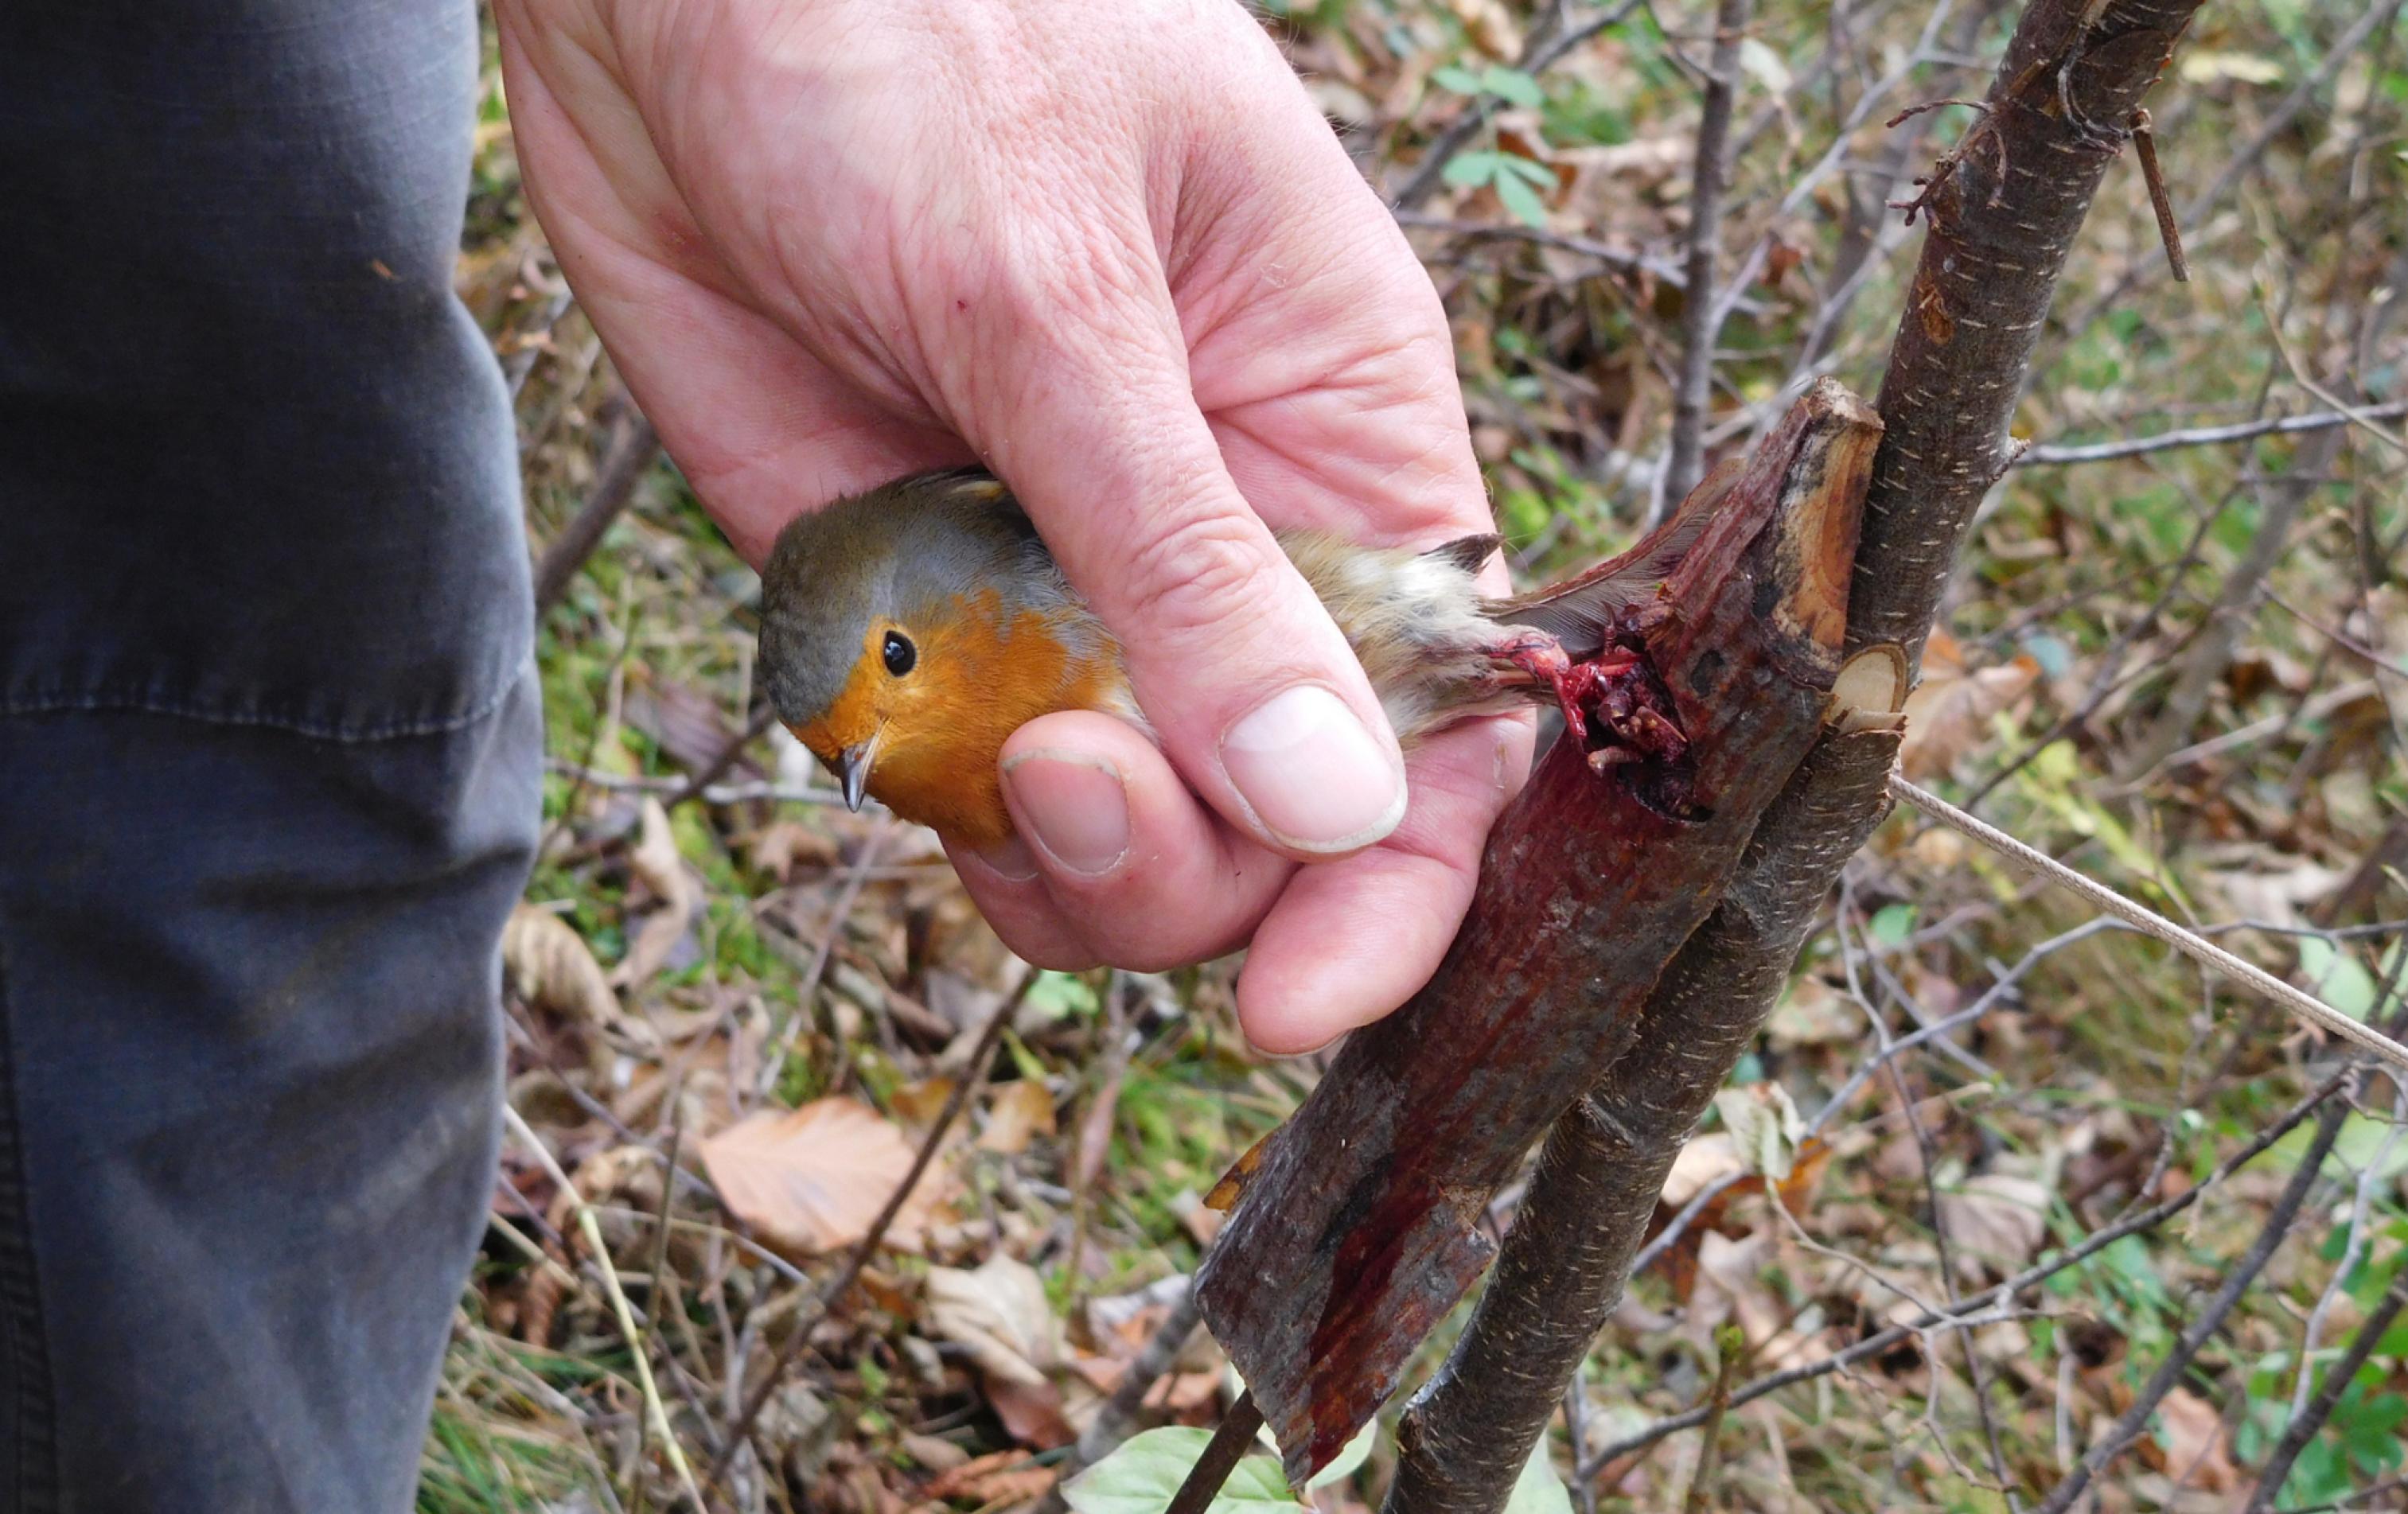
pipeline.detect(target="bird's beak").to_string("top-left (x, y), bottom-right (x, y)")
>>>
top-left (834, 735), bottom-right (879, 813)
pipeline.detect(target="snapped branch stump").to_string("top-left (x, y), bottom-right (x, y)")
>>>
top-left (1193, 379), bottom-right (1882, 1486)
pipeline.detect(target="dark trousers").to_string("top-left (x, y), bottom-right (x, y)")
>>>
top-left (0, 2), bottom-right (538, 1508)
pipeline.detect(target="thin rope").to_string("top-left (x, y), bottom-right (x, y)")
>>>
top-left (1889, 772), bottom-right (2408, 1077)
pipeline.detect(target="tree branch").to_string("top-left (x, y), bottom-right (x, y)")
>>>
top-left (1662, 0), bottom-right (1757, 513)
top-left (1382, 2), bottom-right (2209, 1508)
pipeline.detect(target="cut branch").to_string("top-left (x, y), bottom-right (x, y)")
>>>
top-left (1195, 379), bottom-right (1880, 1489)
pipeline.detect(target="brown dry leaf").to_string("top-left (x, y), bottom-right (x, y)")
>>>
top-left (1900, 632), bottom-right (2040, 779)
top-left (613, 797), bottom-right (701, 989)
top-left (1659, 1132), bottom-right (1744, 1206)
top-left (1935, 1171), bottom-right (2050, 1280)
top-left (1445, 0), bottom-right (1521, 58)
top-left (924, 1253), bottom-right (1064, 1386)
top-left (2144, 1388), bottom-right (2239, 1491)
top-left (977, 1080), bottom-right (1058, 1156)
top-left (921, 1450), bottom-right (1058, 1504)
top-left (747, 819), bottom-right (838, 882)
top-left (1689, 1230), bottom-right (1785, 1350)
top-left (698, 1096), bottom-right (947, 1254)
top-left (890, 1076), bottom-right (958, 1128)
top-left (927, 1253), bottom-right (1077, 1449)
top-left (502, 904), bottom-right (621, 1029)
top-left (987, 1375), bottom-right (1076, 1450)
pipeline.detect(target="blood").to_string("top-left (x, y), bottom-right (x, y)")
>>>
top-left (1496, 613), bottom-right (1689, 777)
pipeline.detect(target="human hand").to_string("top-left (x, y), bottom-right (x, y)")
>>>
top-left (495, 0), bottom-right (1533, 1051)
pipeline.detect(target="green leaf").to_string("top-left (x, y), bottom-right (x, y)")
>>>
top-left (1870, 902), bottom-right (1918, 946)
top-left (1305, 1419), bottom-right (1378, 1490)
top-left (1503, 1441), bottom-right (1574, 1514)
top-left (1443, 150), bottom-right (1502, 187)
top-left (1494, 171), bottom-right (1549, 229)
top-left (1432, 65), bottom-right (1485, 95)
top-left (1480, 64), bottom-right (1545, 107)
top-left (1026, 970), bottom-right (1100, 1020)
top-left (1498, 154), bottom-right (1557, 186)
top-left (2297, 936), bottom-right (2379, 1021)
top-left (1062, 1428), bottom-right (1301, 1514)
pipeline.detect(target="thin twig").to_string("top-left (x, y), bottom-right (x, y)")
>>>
top-left (629, 1098), bottom-right (688, 1514)
top-left (2126, 108), bottom-right (2188, 281)
top-left (542, 758), bottom-right (847, 809)
top-left (1680, 1325), bottom-right (1745, 1514)
top-left (2249, 1273), bottom-right (2408, 1512)
top-left (1890, 774), bottom-right (2408, 1074)
top-left (503, 1105), bottom-right (709, 1512)
top-left (664, 705), bottom-right (782, 812)
top-left (1582, 1068), bottom-right (2352, 1479)
top-left (1661, 0), bottom-right (1756, 514)
top-left (1165, 1391), bottom-right (1266, 1514)
top-left (1034, 1282), bottom-right (1206, 1514)
top-left (535, 408), bottom-right (664, 615)
top-left (710, 965), bottom-right (1039, 1481)
top-left (2030, 1096), bottom-right (2352, 1514)
top-left (2009, 401), bottom-right (2408, 465)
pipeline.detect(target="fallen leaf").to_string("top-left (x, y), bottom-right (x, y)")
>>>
top-left (925, 1253), bottom-right (1064, 1386)
top-left (923, 1449), bottom-right (1058, 1504)
top-left (1900, 633), bottom-right (2040, 778)
top-left (698, 1097), bottom-right (946, 1254)
top-left (502, 905), bottom-right (622, 1029)
top-left (747, 819), bottom-right (837, 882)
top-left (1689, 1230), bottom-right (1785, 1354)
top-left (928, 1253), bottom-right (1077, 1449)
top-left (988, 1373), bottom-right (1076, 1450)
top-left (613, 797), bottom-right (701, 988)
top-left (1714, 1083), bottom-right (1806, 1182)
top-left (979, 1080), bottom-right (1058, 1155)
top-left (2179, 49), bottom-right (2283, 84)
top-left (1935, 1171), bottom-right (2050, 1280)
top-left (2143, 1387), bottom-right (2239, 1491)
top-left (1659, 1133), bottom-right (1744, 1207)
top-left (898, 1433), bottom-right (969, 1473)
top-left (889, 1076), bottom-right (959, 1128)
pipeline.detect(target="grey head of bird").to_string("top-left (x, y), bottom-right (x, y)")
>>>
top-left (754, 469), bottom-right (1081, 817)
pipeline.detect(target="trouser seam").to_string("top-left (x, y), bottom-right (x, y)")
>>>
top-left (0, 934), bottom-right (56, 1512)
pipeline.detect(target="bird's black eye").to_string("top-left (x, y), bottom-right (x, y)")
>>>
top-left (882, 630), bottom-right (917, 677)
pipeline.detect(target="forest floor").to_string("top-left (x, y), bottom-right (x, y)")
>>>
top-left (431, 2), bottom-right (2408, 1510)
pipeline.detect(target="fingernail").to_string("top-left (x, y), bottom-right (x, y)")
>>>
top-left (1001, 750), bottom-right (1131, 878)
top-left (972, 832), bottom-right (1042, 882)
top-left (1219, 686), bottom-right (1405, 854)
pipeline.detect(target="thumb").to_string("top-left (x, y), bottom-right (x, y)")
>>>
top-left (971, 315), bottom-right (1406, 858)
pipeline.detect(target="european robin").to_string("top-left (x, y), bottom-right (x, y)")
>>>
top-left (757, 468), bottom-right (1714, 849)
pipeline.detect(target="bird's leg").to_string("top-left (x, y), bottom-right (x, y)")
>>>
top-left (1493, 629), bottom-right (1616, 745)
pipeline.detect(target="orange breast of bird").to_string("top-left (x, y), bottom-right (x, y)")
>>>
top-left (793, 587), bottom-right (1132, 849)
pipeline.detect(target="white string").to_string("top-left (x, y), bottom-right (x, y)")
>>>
top-left (1888, 772), bottom-right (2408, 1077)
